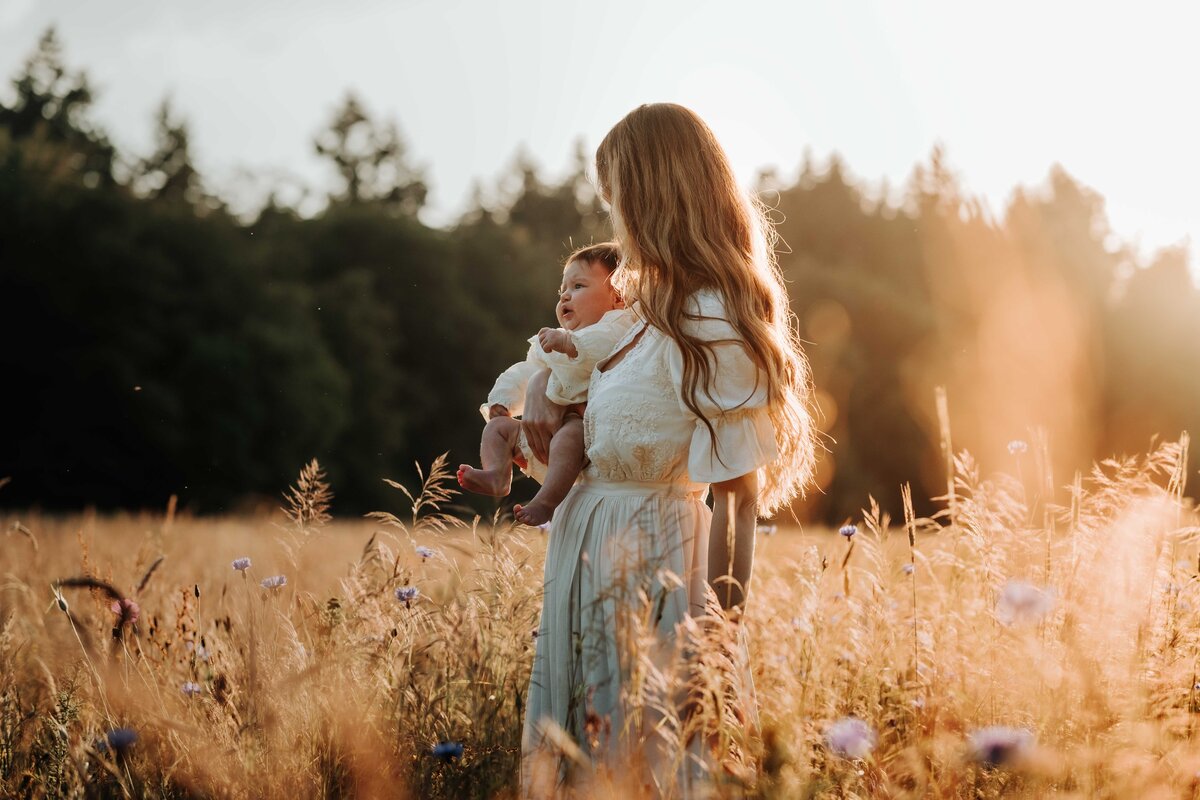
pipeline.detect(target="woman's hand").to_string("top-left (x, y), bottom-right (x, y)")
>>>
top-left (708, 471), bottom-right (760, 612)
top-left (520, 369), bottom-right (566, 463)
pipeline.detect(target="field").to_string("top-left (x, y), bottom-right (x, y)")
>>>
top-left (2, 439), bottom-right (1198, 798)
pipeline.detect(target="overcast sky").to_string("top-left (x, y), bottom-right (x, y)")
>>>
top-left (2, 0), bottom-right (1195, 272)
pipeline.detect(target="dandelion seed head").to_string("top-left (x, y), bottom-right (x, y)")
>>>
top-left (232, 557), bottom-right (251, 572)
top-left (825, 717), bottom-right (876, 759)
top-left (968, 726), bottom-right (1034, 767)
top-left (260, 575), bottom-right (287, 589)
top-left (839, 524), bottom-right (857, 538)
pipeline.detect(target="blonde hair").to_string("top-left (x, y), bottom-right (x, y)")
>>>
top-left (596, 103), bottom-right (816, 513)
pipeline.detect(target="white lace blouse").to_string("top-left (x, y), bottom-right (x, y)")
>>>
top-left (584, 289), bottom-right (778, 487)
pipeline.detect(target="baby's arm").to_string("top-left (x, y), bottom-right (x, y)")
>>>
top-left (537, 327), bottom-right (577, 358)
top-left (541, 311), bottom-right (639, 406)
top-left (481, 341), bottom-right (547, 420)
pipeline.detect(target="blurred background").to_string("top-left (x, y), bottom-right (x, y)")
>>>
top-left (1, 1), bottom-right (1196, 522)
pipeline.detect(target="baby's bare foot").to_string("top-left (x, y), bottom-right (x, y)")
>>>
top-left (457, 464), bottom-right (512, 497)
top-left (514, 499), bottom-right (553, 527)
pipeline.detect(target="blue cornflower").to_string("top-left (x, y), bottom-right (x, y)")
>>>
top-left (104, 727), bottom-right (138, 753)
top-left (260, 575), bottom-right (287, 590)
top-left (181, 681), bottom-right (202, 697)
top-left (968, 726), bottom-right (1034, 767)
top-left (395, 586), bottom-right (419, 607)
top-left (232, 557), bottom-right (251, 572)
top-left (415, 546), bottom-right (436, 561)
top-left (839, 524), bottom-right (858, 539)
top-left (432, 741), bottom-right (464, 761)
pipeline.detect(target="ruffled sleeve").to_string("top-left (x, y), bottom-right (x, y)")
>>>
top-left (666, 291), bottom-right (778, 483)
top-left (481, 340), bottom-right (547, 420)
top-left (543, 309), bottom-right (637, 405)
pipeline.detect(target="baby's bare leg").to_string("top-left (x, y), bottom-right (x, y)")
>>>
top-left (457, 415), bottom-right (520, 496)
top-left (514, 416), bottom-right (584, 526)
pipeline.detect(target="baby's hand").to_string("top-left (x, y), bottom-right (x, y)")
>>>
top-left (488, 404), bottom-right (511, 419)
top-left (538, 327), bottom-right (577, 357)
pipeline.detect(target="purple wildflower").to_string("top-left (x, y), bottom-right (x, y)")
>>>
top-left (839, 524), bottom-right (858, 539)
top-left (110, 598), bottom-right (140, 626)
top-left (997, 580), bottom-right (1053, 625)
top-left (260, 575), bottom-right (287, 590)
top-left (415, 545), bottom-right (436, 561)
top-left (825, 717), bottom-right (875, 759)
top-left (232, 557), bottom-right (252, 572)
top-left (181, 681), bottom-right (202, 697)
top-left (395, 586), bottom-right (419, 607)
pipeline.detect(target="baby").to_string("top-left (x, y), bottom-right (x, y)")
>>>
top-left (457, 242), bottom-right (634, 526)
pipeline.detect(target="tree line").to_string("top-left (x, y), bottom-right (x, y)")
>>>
top-left (2, 29), bottom-right (1196, 521)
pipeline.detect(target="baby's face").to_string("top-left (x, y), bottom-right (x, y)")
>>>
top-left (556, 259), bottom-right (620, 331)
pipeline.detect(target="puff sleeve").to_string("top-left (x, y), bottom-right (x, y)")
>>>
top-left (543, 309), bottom-right (637, 405)
top-left (481, 340), bottom-right (547, 420)
top-left (667, 292), bottom-right (779, 483)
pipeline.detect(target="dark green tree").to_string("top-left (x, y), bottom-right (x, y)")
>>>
top-left (314, 92), bottom-right (427, 214)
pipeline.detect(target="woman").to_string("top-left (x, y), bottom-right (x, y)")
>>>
top-left (520, 103), bottom-right (816, 797)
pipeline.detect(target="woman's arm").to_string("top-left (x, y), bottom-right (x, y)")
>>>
top-left (520, 368), bottom-right (567, 463)
top-left (709, 470), bottom-right (759, 613)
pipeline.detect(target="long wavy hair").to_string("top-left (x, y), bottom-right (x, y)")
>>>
top-left (596, 103), bottom-right (816, 513)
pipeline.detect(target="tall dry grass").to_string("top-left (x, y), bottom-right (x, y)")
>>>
top-left (1, 434), bottom-right (1197, 798)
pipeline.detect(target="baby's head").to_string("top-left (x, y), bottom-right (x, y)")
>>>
top-left (556, 242), bottom-right (623, 331)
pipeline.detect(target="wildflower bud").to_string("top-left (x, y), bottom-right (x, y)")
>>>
top-left (194, 584), bottom-right (200, 598)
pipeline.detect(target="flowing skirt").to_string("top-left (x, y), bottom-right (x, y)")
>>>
top-left (521, 476), bottom-right (717, 797)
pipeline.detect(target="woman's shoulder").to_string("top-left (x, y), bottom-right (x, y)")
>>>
top-left (682, 288), bottom-right (737, 341)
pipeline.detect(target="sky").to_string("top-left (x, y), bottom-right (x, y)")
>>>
top-left (1, 0), bottom-right (1196, 271)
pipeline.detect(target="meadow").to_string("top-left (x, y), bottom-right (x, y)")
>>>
top-left (1, 433), bottom-right (1197, 799)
